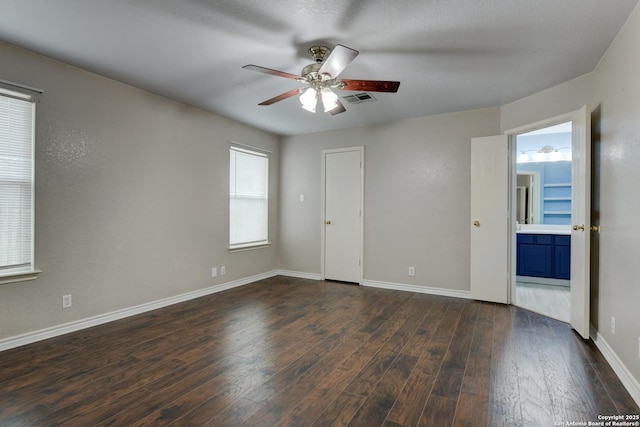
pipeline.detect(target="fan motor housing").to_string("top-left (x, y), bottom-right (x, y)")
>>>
top-left (308, 46), bottom-right (330, 63)
top-left (301, 63), bottom-right (322, 78)
top-left (302, 46), bottom-right (335, 85)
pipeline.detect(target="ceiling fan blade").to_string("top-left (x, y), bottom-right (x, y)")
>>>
top-left (318, 44), bottom-right (359, 78)
top-left (339, 79), bottom-right (400, 93)
top-left (258, 88), bottom-right (304, 106)
top-left (242, 64), bottom-right (302, 80)
top-left (328, 100), bottom-right (346, 115)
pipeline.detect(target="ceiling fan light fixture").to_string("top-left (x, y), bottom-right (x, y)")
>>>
top-left (321, 87), bottom-right (339, 112)
top-left (300, 87), bottom-right (317, 113)
top-left (243, 43), bottom-right (400, 116)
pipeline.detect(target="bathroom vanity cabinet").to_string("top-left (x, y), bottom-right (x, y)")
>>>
top-left (516, 233), bottom-right (570, 280)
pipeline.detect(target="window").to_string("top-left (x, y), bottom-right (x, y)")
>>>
top-left (229, 145), bottom-right (269, 250)
top-left (0, 88), bottom-right (36, 281)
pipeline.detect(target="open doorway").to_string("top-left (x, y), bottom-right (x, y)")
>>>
top-left (513, 122), bottom-right (572, 322)
top-left (472, 106), bottom-right (590, 337)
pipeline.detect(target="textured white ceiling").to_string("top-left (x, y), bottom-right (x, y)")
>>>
top-left (0, 0), bottom-right (637, 135)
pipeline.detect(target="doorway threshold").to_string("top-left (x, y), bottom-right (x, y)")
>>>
top-left (515, 281), bottom-right (570, 323)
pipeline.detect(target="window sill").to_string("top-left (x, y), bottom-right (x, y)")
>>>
top-left (0, 268), bottom-right (42, 285)
top-left (228, 242), bottom-right (272, 253)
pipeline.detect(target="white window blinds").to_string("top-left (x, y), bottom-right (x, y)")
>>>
top-left (229, 146), bottom-right (269, 248)
top-left (0, 89), bottom-right (35, 272)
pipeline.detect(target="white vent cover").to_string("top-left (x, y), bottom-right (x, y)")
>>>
top-left (342, 92), bottom-right (377, 104)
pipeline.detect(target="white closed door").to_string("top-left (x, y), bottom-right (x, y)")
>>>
top-left (470, 135), bottom-right (509, 303)
top-left (322, 148), bottom-right (363, 283)
top-left (570, 105), bottom-right (591, 339)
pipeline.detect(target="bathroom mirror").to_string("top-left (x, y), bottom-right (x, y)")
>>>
top-left (516, 122), bottom-right (572, 226)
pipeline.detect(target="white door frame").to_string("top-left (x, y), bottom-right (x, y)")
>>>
top-left (321, 146), bottom-right (364, 283)
top-left (506, 112), bottom-right (576, 303)
top-left (504, 106), bottom-right (591, 338)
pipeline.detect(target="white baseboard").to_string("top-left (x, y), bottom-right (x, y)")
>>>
top-left (590, 326), bottom-right (640, 408)
top-left (276, 270), bottom-right (322, 281)
top-left (0, 270), bottom-right (280, 352)
top-left (273, 273), bottom-right (472, 299)
top-left (362, 279), bottom-right (472, 299)
top-left (275, 272), bottom-right (472, 300)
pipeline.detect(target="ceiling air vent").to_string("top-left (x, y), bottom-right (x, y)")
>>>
top-left (342, 92), bottom-right (377, 104)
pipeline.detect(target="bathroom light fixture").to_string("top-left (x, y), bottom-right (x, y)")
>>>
top-left (534, 150), bottom-right (546, 162)
top-left (518, 151), bottom-right (531, 163)
top-left (518, 149), bottom-right (540, 163)
top-left (538, 145), bottom-right (555, 155)
top-left (517, 146), bottom-right (572, 163)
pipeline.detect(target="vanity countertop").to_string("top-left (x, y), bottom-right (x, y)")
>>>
top-left (516, 225), bottom-right (571, 235)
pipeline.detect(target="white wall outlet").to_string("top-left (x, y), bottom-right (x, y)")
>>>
top-left (610, 316), bottom-right (616, 334)
top-left (220, 266), bottom-right (226, 275)
top-left (211, 267), bottom-right (217, 278)
top-left (62, 294), bottom-right (72, 309)
top-left (299, 194), bottom-right (305, 202)
top-left (408, 266), bottom-right (415, 277)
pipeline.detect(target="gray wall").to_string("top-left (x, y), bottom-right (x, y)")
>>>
top-left (279, 108), bottom-right (501, 290)
top-left (590, 2), bottom-right (640, 384)
top-left (500, 73), bottom-right (593, 132)
top-left (0, 42), bottom-right (279, 339)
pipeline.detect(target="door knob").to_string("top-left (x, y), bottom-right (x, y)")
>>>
top-left (572, 224), bottom-right (585, 231)
top-left (473, 220), bottom-right (480, 227)
top-left (325, 220), bottom-right (331, 225)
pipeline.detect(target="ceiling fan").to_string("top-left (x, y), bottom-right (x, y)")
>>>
top-left (242, 44), bottom-right (400, 115)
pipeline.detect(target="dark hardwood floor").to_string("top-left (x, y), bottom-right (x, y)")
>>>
top-left (0, 276), bottom-right (638, 426)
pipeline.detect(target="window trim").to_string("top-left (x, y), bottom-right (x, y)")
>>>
top-left (0, 87), bottom-right (40, 285)
top-left (0, 268), bottom-right (42, 285)
top-left (228, 143), bottom-right (271, 251)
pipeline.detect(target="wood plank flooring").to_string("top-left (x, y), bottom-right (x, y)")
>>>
top-left (0, 276), bottom-right (638, 426)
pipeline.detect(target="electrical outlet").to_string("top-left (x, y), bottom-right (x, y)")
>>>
top-left (220, 266), bottom-right (226, 275)
top-left (62, 294), bottom-right (72, 309)
top-left (211, 267), bottom-right (217, 278)
top-left (408, 266), bottom-right (415, 277)
top-left (638, 337), bottom-right (640, 359)
top-left (610, 316), bottom-right (616, 335)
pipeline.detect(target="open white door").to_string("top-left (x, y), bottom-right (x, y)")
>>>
top-left (570, 105), bottom-right (591, 339)
top-left (470, 135), bottom-right (509, 303)
top-left (322, 147), bottom-right (364, 284)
